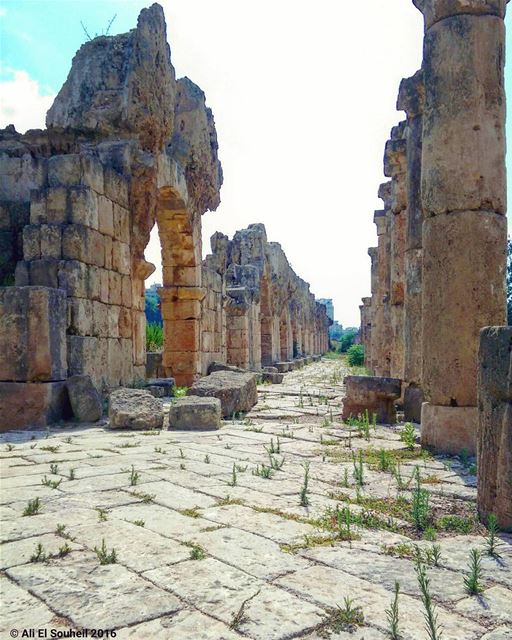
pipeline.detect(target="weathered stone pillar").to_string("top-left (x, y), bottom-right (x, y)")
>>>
top-left (416, 0), bottom-right (508, 453)
top-left (477, 327), bottom-right (511, 531)
top-left (280, 308), bottom-right (293, 361)
top-left (294, 319), bottom-right (303, 358)
top-left (398, 70), bottom-right (425, 422)
top-left (360, 297), bottom-right (372, 371)
top-left (372, 198), bottom-right (392, 377)
top-left (0, 286), bottom-right (71, 429)
top-left (158, 205), bottom-right (204, 387)
top-left (384, 124), bottom-right (407, 383)
top-left (366, 246), bottom-right (378, 372)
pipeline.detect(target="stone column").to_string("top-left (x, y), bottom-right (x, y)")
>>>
top-left (398, 70), bottom-right (425, 422)
top-left (280, 308), bottom-right (293, 361)
top-left (416, 0), bottom-right (508, 453)
top-left (158, 206), bottom-right (204, 387)
top-left (477, 327), bottom-right (511, 531)
top-left (360, 297), bottom-right (372, 371)
top-left (291, 312), bottom-right (302, 358)
top-left (372, 199), bottom-right (392, 378)
top-left (225, 288), bottom-right (251, 369)
top-left (384, 123), bottom-right (407, 383)
top-left (366, 246), bottom-right (378, 373)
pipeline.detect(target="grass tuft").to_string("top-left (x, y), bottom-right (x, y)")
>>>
top-left (94, 538), bottom-right (117, 564)
top-left (23, 498), bottom-right (42, 516)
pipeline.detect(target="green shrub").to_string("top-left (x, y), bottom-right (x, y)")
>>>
top-left (146, 322), bottom-right (163, 352)
top-left (338, 330), bottom-right (357, 353)
top-left (347, 344), bottom-right (364, 367)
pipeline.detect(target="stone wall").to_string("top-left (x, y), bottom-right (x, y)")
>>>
top-left (201, 224), bottom-right (330, 373)
top-left (0, 4), bottom-right (222, 417)
top-left (362, 0), bottom-right (508, 452)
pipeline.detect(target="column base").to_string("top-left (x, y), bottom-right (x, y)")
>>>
top-left (404, 385), bottom-right (424, 423)
top-left (420, 402), bottom-right (477, 455)
top-left (0, 381), bottom-right (72, 431)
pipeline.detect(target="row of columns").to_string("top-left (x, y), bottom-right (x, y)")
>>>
top-left (361, 0), bottom-right (508, 454)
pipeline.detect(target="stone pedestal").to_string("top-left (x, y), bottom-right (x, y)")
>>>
top-left (404, 384), bottom-right (423, 424)
top-left (343, 376), bottom-right (401, 424)
top-left (146, 352), bottom-right (165, 379)
top-left (0, 381), bottom-right (72, 430)
top-left (421, 403), bottom-right (478, 455)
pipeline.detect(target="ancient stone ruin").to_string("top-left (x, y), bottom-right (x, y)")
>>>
top-left (202, 223), bottom-right (330, 374)
top-left (359, 0), bottom-right (510, 526)
top-left (0, 4), bottom-right (329, 430)
top-left (1, 3), bottom-right (512, 636)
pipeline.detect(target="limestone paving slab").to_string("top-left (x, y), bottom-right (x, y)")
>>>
top-left (454, 585), bottom-right (512, 625)
top-left (127, 479), bottom-right (218, 511)
top-left (0, 507), bottom-right (96, 543)
top-left (480, 627), bottom-right (512, 640)
top-left (144, 557), bottom-right (325, 640)
top-left (0, 575), bottom-right (67, 635)
top-left (187, 526), bottom-right (311, 579)
top-left (0, 532), bottom-right (83, 569)
top-left (275, 565), bottom-right (486, 640)
top-left (299, 544), bottom-right (469, 602)
top-left (68, 519), bottom-right (190, 572)
top-left (0, 484), bottom-right (63, 506)
top-left (7, 551), bottom-right (182, 629)
top-left (57, 470), bottom-right (158, 494)
top-left (199, 503), bottom-right (318, 544)
top-left (109, 503), bottom-right (210, 540)
top-left (414, 535), bottom-right (512, 589)
top-left (116, 609), bottom-right (239, 640)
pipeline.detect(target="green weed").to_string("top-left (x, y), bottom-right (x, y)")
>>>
top-left (94, 538), bottom-right (117, 565)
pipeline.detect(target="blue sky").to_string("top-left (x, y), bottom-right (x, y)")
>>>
top-left (0, 1), bottom-right (510, 326)
top-left (0, 0), bottom-right (148, 94)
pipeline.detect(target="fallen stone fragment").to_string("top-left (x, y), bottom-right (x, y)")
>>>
top-left (169, 395), bottom-right (221, 430)
top-left (66, 374), bottom-right (102, 422)
top-left (207, 361), bottom-right (246, 374)
top-left (261, 372), bottom-right (284, 384)
top-left (188, 370), bottom-right (258, 417)
top-left (145, 377), bottom-right (175, 396)
top-left (108, 388), bottom-right (163, 430)
top-left (146, 385), bottom-right (165, 398)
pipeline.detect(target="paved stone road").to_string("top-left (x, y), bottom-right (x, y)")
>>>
top-left (1, 359), bottom-right (511, 639)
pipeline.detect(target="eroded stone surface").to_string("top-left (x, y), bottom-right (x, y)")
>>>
top-left (169, 395), bottom-right (221, 430)
top-left (108, 388), bottom-right (163, 429)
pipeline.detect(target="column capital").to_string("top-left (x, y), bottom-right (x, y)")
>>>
top-left (414, 0), bottom-right (507, 30)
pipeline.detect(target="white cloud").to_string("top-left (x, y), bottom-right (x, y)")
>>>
top-left (0, 68), bottom-right (55, 133)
